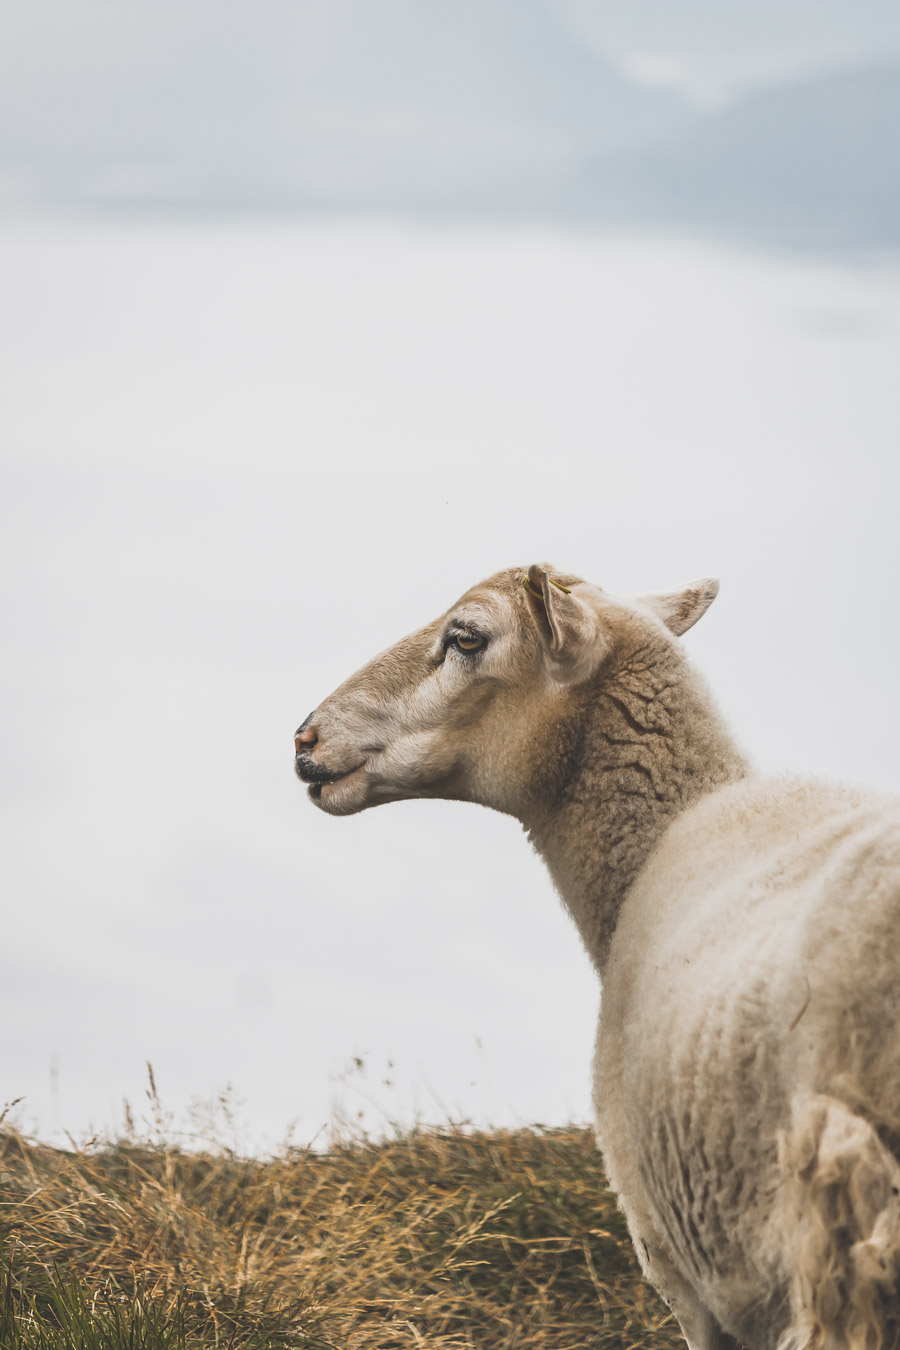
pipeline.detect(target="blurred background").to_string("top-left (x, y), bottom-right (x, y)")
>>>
top-left (2, 0), bottom-right (899, 1153)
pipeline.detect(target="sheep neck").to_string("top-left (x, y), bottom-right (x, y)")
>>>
top-left (524, 636), bottom-right (749, 974)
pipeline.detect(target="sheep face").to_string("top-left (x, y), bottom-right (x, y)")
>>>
top-left (294, 564), bottom-right (720, 818)
top-left (294, 564), bottom-right (612, 817)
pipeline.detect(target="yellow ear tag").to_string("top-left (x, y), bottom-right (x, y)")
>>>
top-left (522, 574), bottom-right (572, 598)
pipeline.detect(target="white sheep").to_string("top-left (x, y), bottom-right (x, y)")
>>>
top-left (294, 563), bottom-right (900, 1350)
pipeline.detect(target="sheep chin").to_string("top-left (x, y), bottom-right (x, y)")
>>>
top-left (309, 764), bottom-right (370, 816)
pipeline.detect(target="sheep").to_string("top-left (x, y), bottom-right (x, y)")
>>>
top-left (294, 562), bottom-right (900, 1350)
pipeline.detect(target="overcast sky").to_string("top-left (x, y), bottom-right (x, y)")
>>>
top-left (559, 0), bottom-right (900, 100)
top-left (4, 0), bottom-right (899, 110)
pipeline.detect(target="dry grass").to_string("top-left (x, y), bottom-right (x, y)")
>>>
top-left (0, 1115), bottom-right (682, 1349)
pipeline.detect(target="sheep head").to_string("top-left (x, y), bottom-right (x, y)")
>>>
top-left (294, 565), bottom-right (718, 818)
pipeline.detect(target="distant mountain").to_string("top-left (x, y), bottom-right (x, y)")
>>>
top-left (0, 3), bottom-right (897, 249)
top-left (0, 0), bottom-right (694, 213)
top-left (578, 64), bottom-right (900, 247)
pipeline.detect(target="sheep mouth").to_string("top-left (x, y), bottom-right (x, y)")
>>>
top-left (306, 762), bottom-right (367, 801)
top-left (295, 751), bottom-right (362, 786)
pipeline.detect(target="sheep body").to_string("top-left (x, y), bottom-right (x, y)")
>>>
top-left (595, 776), bottom-right (900, 1348)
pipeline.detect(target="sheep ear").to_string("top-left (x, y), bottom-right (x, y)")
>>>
top-left (522, 564), bottom-right (609, 686)
top-left (638, 578), bottom-right (720, 637)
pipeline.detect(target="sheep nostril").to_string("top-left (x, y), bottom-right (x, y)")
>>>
top-left (295, 725), bottom-right (319, 754)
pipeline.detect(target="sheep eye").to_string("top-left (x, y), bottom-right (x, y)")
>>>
top-left (453, 632), bottom-right (486, 654)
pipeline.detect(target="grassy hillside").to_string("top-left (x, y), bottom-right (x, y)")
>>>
top-left (0, 1119), bottom-right (682, 1349)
